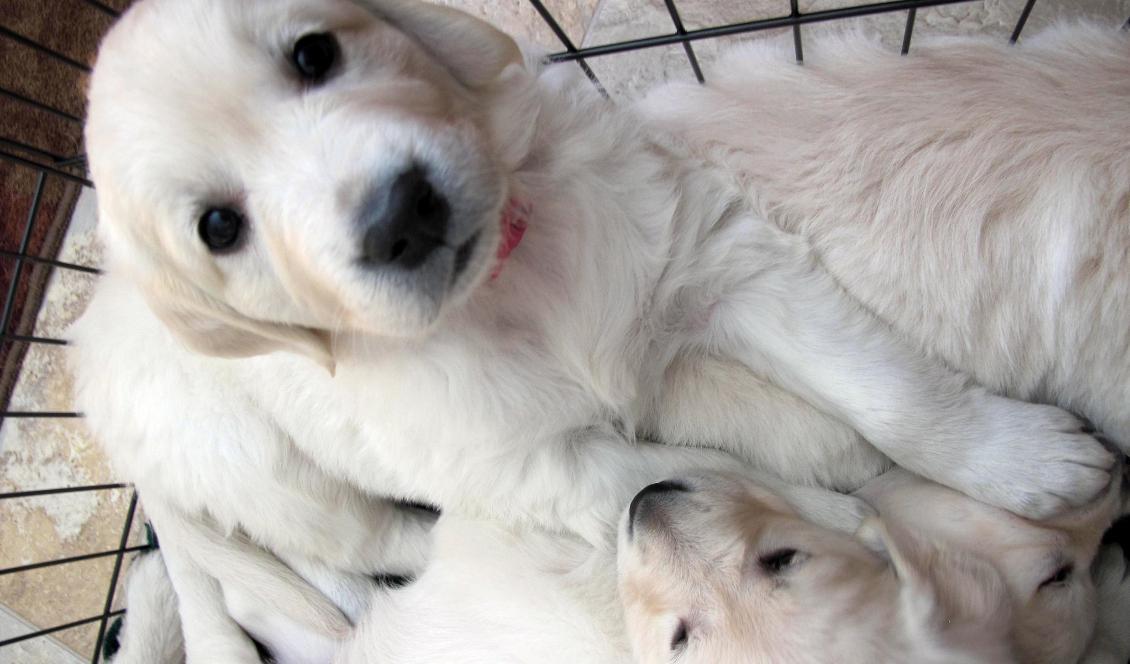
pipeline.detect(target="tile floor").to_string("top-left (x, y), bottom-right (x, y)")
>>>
top-left (2, 0), bottom-right (1128, 661)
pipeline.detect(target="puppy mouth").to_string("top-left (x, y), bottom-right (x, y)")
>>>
top-left (452, 231), bottom-right (480, 281)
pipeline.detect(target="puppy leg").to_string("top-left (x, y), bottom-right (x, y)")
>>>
top-left (503, 431), bottom-right (872, 546)
top-left (150, 503), bottom-right (352, 663)
top-left (154, 523), bottom-right (264, 663)
top-left (105, 550), bottom-right (184, 664)
top-left (708, 221), bottom-right (1113, 519)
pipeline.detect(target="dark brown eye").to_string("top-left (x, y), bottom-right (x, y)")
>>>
top-left (292, 33), bottom-right (338, 81)
top-left (1039, 563), bottom-right (1074, 589)
top-left (670, 620), bottom-right (688, 651)
top-left (198, 208), bottom-right (244, 252)
top-left (759, 548), bottom-right (801, 574)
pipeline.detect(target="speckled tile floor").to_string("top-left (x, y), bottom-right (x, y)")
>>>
top-left (1, 0), bottom-right (1128, 661)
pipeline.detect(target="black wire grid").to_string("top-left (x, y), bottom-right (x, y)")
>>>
top-left (0, 0), bottom-right (1123, 661)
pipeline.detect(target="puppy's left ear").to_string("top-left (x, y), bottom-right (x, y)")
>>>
top-left (351, 0), bottom-right (523, 88)
top-left (857, 518), bottom-right (1009, 632)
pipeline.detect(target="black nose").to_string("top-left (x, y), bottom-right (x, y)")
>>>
top-left (628, 480), bottom-right (691, 536)
top-left (361, 166), bottom-right (450, 269)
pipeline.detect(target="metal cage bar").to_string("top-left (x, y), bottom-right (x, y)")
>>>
top-left (0, 610), bottom-right (125, 649)
top-left (1010, 0), bottom-right (1038, 43)
top-left (0, 484), bottom-right (130, 501)
top-left (549, 0), bottom-right (977, 61)
top-left (901, 8), bottom-right (917, 54)
top-left (90, 492), bottom-right (138, 663)
top-left (0, 25), bottom-right (92, 73)
top-left (661, 0), bottom-right (705, 83)
top-left (523, 0), bottom-right (606, 94)
top-left (0, 249), bottom-right (101, 275)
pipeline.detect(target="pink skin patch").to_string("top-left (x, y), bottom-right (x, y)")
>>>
top-left (490, 198), bottom-right (530, 280)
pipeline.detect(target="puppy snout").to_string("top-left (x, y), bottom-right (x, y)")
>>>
top-left (628, 480), bottom-right (692, 537)
top-left (361, 166), bottom-right (450, 269)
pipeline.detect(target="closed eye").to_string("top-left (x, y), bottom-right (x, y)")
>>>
top-left (759, 548), bottom-right (803, 574)
top-left (670, 620), bottom-right (688, 651)
top-left (1039, 563), bottom-right (1074, 590)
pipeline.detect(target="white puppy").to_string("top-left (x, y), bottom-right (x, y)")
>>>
top-left (83, 0), bottom-right (1112, 558)
top-left (640, 23), bottom-right (1130, 448)
top-left (617, 467), bottom-right (1123, 664)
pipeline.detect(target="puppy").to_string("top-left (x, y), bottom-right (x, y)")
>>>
top-left (83, 0), bottom-right (1111, 555)
top-left (336, 479), bottom-right (869, 663)
top-left (641, 23), bottom-right (1130, 448)
top-left (70, 276), bottom-right (434, 663)
top-left (617, 468), bottom-right (1123, 664)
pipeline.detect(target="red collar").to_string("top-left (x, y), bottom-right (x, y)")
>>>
top-left (490, 198), bottom-right (530, 280)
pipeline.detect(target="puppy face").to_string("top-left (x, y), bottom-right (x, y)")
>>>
top-left (855, 469), bottom-right (1123, 664)
top-left (617, 473), bottom-right (1014, 664)
top-left (86, 0), bottom-right (525, 362)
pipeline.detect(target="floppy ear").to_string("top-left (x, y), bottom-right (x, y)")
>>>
top-left (350, 0), bottom-right (523, 88)
top-left (857, 518), bottom-right (1009, 632)
top-left (144, 282), bottom-right (335, 373)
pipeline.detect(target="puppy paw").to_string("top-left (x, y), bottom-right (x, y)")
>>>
top-left (786, 486), bottom-right (877, 534)
top-left (958, 399), bottom-right (1114, 520)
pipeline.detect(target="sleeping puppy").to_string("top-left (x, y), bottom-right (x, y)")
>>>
top-left (617, 468), bottom-right (1123, 664)
top-left (335, 476), bottom-right (871, 663)
top-left (642, 23), bottom-right (1130, 450)
top-left (83, 0), bottom-right (1113, 550)
top-left (70, 276), bottom-right (434, 663)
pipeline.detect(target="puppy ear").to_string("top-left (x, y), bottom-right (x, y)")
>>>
top-left (145, 284), bottom-right (335, 373)
top-left (857, 518), bottom-right (1010, 632)
top-left (351, 0), bottom-right (523, 88)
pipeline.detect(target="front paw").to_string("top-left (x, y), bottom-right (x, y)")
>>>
top-left (958, 399), bottom-right (1114, 520)
top-left (785, 486), bottom-right (877, 534)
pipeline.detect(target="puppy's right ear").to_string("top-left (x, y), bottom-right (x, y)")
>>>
top-left (144, 282), bottom-right (335, 373)
top-left (351, 0), bottom-right (523, 88)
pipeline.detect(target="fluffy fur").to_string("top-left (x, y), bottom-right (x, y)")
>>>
top-left (640, 24), bottom-right (1130, 448)
top-left (70, 277), bottom-right (434, 662)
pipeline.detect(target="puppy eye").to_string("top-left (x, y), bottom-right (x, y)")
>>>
top-left (292, 33), bottom-right (338, 81)
top-left (670, 620), bottom-right (689, 651)
top-left (1039, 563), bottom-right (1074, 589)
top-left (759, 548), bottom-right (801, 574)
top-left (198, 208), bottom-right (245, 252)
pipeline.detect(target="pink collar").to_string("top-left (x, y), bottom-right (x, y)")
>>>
top-left (490, 198), bottom-right (530, 280)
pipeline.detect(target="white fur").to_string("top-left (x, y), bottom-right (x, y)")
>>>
top-left (639, 23), bottom-right (1130, 451)
top-left (69, 277), bottom-right (434, 662)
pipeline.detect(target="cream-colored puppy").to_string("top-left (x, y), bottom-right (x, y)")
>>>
top-left (84, 0), bottom-right (1113, 559)
top-left (618, 468), bottom-right (1123, 664)
top-left (642, 23), bottom-right (1130, 448)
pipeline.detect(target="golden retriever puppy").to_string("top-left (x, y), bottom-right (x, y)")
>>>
top-left (84, 0), bottom-right (1113, 559)
top-left (618, 468), bottom-right (1123, 664)
top-left (641, 23), bottom-right (1130, 450)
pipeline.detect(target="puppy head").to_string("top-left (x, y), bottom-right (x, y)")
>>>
top-left (86, 0), bottom-right (532, 366)
top-left (616, 472), bottom-right (1014, 664)
top-left (856, 465), bottom-right (1125, 664)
